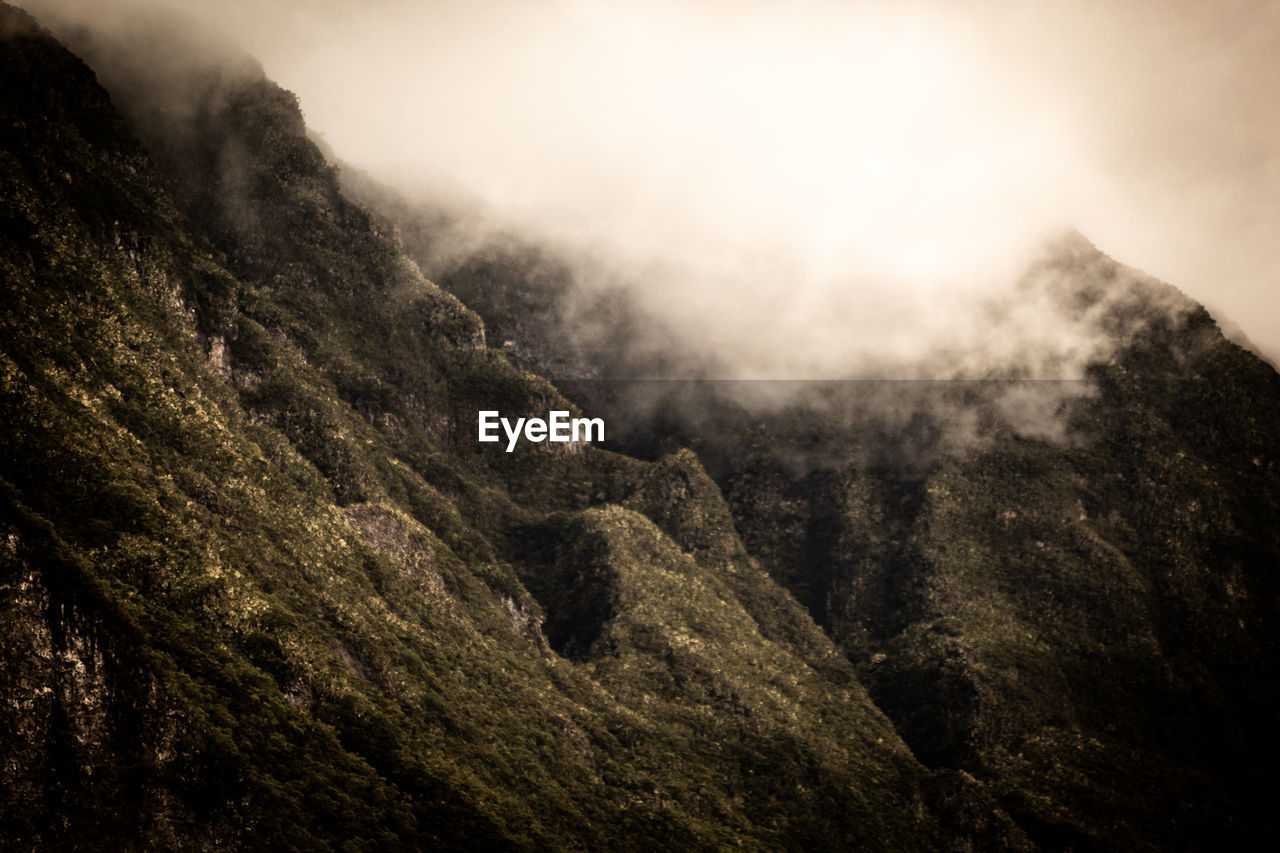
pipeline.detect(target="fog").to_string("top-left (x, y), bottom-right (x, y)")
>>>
top-left (23, 0), bottom-right (1280, 376)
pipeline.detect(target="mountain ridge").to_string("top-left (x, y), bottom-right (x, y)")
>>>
top-left (4, 3), bottom-right (1279, 850)
top-left (1, 5), bottom-right (974, 849)
top-left (345, 73), bottom-right (1280, 851)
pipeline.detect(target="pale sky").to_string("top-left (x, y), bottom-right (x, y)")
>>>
top-left (25, 0), bottom-right (1280, 371)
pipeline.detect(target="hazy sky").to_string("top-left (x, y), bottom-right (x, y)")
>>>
top-left (26, 0), bottom-right (1280, 372)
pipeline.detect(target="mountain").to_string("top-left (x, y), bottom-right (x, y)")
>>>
top-left (388, 207), bottom-right (1280, 850)
top-left (357, 96), bottom-right (1280, 853)
top-left (0, 5), bottom-right (968, 849)
top-left (3, 3), bottom-right (1278, 851)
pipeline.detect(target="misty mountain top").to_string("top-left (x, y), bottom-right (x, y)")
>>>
top-left (23, 0), bottom-right (1279, 381)
top-left (28, 0), bottom-right (1258, 477)
top-left (99, 0), bottom-right (1279, 366)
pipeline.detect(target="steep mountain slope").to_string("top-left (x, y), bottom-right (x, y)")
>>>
top-left (357, 84), bottom-right (1280, 853)
top-left (1, 5), bottom-right (974, 850)
top-left (713, 243), bottom-right (1280, 851)
top-left (6, 3), bottom-right (1279, 850)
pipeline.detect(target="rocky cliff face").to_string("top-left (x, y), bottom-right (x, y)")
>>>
top-left (3, 3), bottom-right (1278, 851)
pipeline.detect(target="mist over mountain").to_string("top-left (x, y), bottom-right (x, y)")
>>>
top-left (4, 2), bottom-right (1280, 851)
top-left (358, 158), bottom-right (1280, 851)
top-left (21, 0), bottom-right (1280, 374)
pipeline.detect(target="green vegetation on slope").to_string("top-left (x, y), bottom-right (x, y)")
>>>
top-left (360, 73), bottom-right (1280, 849)
top-left (0, 5), bottom-right (964, 849)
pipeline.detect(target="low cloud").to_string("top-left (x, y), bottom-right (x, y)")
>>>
top-left (24, 0), bottom-right (1280, 379)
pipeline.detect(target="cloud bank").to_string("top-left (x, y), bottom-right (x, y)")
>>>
top-left (24, 0), bottom-right (1280, 376)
